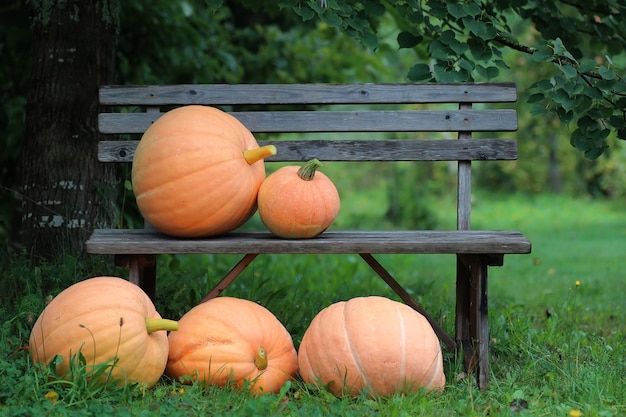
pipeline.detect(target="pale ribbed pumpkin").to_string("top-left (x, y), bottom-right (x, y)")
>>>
top-left (29, 276), bottom-right (178, 388)
top-left (257, 158), bottom-right (340, 239)
top-left (298, 296), bottom-right (445, 396)
top-left (166, 297), bottom-right (298, 395)
top-left (131, 105), bottom-right (276, 237)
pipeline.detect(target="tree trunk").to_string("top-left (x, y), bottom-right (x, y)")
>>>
top-left (20, 1), bottom-right (119, 260)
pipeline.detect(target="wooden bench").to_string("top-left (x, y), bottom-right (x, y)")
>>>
top-left (86, 83), bottom-right (531, 390)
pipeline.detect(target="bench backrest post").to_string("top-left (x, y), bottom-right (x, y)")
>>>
top-left (457, 102), bottom-right (472, 231)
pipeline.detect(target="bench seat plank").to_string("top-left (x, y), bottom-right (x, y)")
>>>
top-left (86, 229), bottom-right (531, 255)
top-left (98, 139), bottom-right (519, 163)
top-left (99, 109), bottom-right (518, 134)
top-left (100, 83), bottom-right (517, 106)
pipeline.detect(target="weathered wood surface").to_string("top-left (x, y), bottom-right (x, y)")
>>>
top-left (85, 229), bottom-right (532, 255)
top-left (98, 138), bottom-right (519, 163)
top-left (100, 83), bottom-right (517, 106)
top-left (99, 109), bottom-right (518, 134)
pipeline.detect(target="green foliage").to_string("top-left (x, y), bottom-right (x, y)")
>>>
top-left (289, 0), bottom-right (626, 158)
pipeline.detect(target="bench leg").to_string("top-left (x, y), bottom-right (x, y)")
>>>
top-left (456, 254), bottom-right (489, 390)
top-left (115, 254), bottom-right (157, 302)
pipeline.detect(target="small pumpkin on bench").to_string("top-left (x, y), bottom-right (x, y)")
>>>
top-left (258, 158), bottom-right (340, 239)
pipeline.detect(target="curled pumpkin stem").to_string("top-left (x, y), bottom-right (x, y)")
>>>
top-left (145, 318), bottom-right (179, 334)
top-left (297, 158), bottom-right (323, 181)
top-left (243, 145), bottom-right (277, 165)
top-left (254, 347), bottom-right (268, 370)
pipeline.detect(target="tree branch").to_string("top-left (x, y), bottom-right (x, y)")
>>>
top-left (493, 33), bottom-right (536, 55)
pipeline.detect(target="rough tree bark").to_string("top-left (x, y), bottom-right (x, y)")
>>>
top-left (20, 0), bottom-right (119, 260)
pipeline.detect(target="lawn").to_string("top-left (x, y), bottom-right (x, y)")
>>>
top-left (0, 193), bottom-right (624, 416)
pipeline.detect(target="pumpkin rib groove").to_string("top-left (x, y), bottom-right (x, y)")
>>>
top-left (396, 304), bottom-right (407, 388)
top-left (342, 301), bottom-right (371, 390)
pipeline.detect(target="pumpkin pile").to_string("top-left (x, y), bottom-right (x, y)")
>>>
top-left (29, 277), bottom-right (445, 396)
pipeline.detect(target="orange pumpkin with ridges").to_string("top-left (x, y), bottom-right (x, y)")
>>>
top-left (257, 158), bottom-right (340, 239)
top-left (166, 297), bottom-right (298, 395)
top-left (298, 296), bottom-right (445, 396)
top-left (131, 105), bottom-right (276, 237)
top-left (29, 276), bottom-right (178, 388)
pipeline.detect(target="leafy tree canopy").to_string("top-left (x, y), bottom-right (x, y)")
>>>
top-left (274, 0), bottom-right (626, 159)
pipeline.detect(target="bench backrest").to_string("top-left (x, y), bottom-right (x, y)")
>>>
top-left (97, 83), bottom-right (518, 230)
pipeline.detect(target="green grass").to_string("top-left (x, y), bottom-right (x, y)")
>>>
top-left (1, 193), bottom-right (624, 416)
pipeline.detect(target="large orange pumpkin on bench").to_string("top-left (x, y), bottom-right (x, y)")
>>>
top-left (298, 296), bottom-right (445, 396)
top-left (131, 105), bottom-right (276, 237)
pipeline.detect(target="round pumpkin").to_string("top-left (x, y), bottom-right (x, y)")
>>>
top-left (166, 297), bottom-right (298, 394)
top-left (257, 158), bottom-right (340, 238)
top-left (29, 276), bottom-right (178, 388)
top-left (298, 296), bottom-right (445, 396)
top-left (131, 105), bottom-right (276, 237)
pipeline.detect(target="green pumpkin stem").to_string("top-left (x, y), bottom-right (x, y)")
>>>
top-left (243, 145), bottom-right (277, 165)
top-left (145, 318), bottom-right (179, 334)
top-left (254, 347), bottom-right (268, 370)
top-left (297, 158), bottom-right (323, 181)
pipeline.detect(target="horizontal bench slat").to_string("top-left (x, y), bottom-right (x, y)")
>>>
top-left (85, 229), bottom-right (532, 255)
top-left (98, 139), bottom-right (518, 162)
top-left (100, 83), bottom-right (517, 106)
top-left (99, 110), bottom-right (518, 134)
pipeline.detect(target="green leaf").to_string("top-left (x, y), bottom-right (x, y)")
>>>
top-left (584, 145), bottom-right (608, 159)
top-left (397, 31), bottom-right (422, 49)
top-left (558, 64), bottom-right (578, 79)
top-left (447, 3), bottom-right (467, 19)
top-left (584, 87), bottom-right (604, 100)
top-left (407, 63), bottom-right (432, 81)
top-left (530, 50), bottom-right (553, 63)
top-left (577, 59), bottom-right (597, 73)
top-left (205, 0), bottom-right (224, 11)
top-left (293, 6), bottom-right (315, 20)
top-left (468, 38), bottom-right (492, 61)
top-left (320, 10), bottom-right (344, 28)
top-left (361, 31), bottom-right (379, 50)
top-left (461, 17), bottom-right (497, 40)
top-left (362, 0), bottom-right (386, 16)
top-left (570, 128), bottom-right (590, 151)
top-left (527, 93), bottom-right (545, 104)
top-left (599, 66), bottom-right (616, 80)
top-left (556, 106), bottom-right (574, 124)
top-left (475, 64), bottom-right (499, 80)
top-left (429, 40), bottom-right (452, 60)
top-left (459, 58), bottom-right (475, 73)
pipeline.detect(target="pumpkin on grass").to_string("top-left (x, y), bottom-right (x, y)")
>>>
top-left (298, 296), bottom-right (445, 396)
top-left (257, 158), bottom-right (340, 239)
top-left (166, 297), bottom-right (298, 394)
top-left (29, 276), bottom-right (178, 388)
top-left (131, 105), bottom-right (276, 238)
